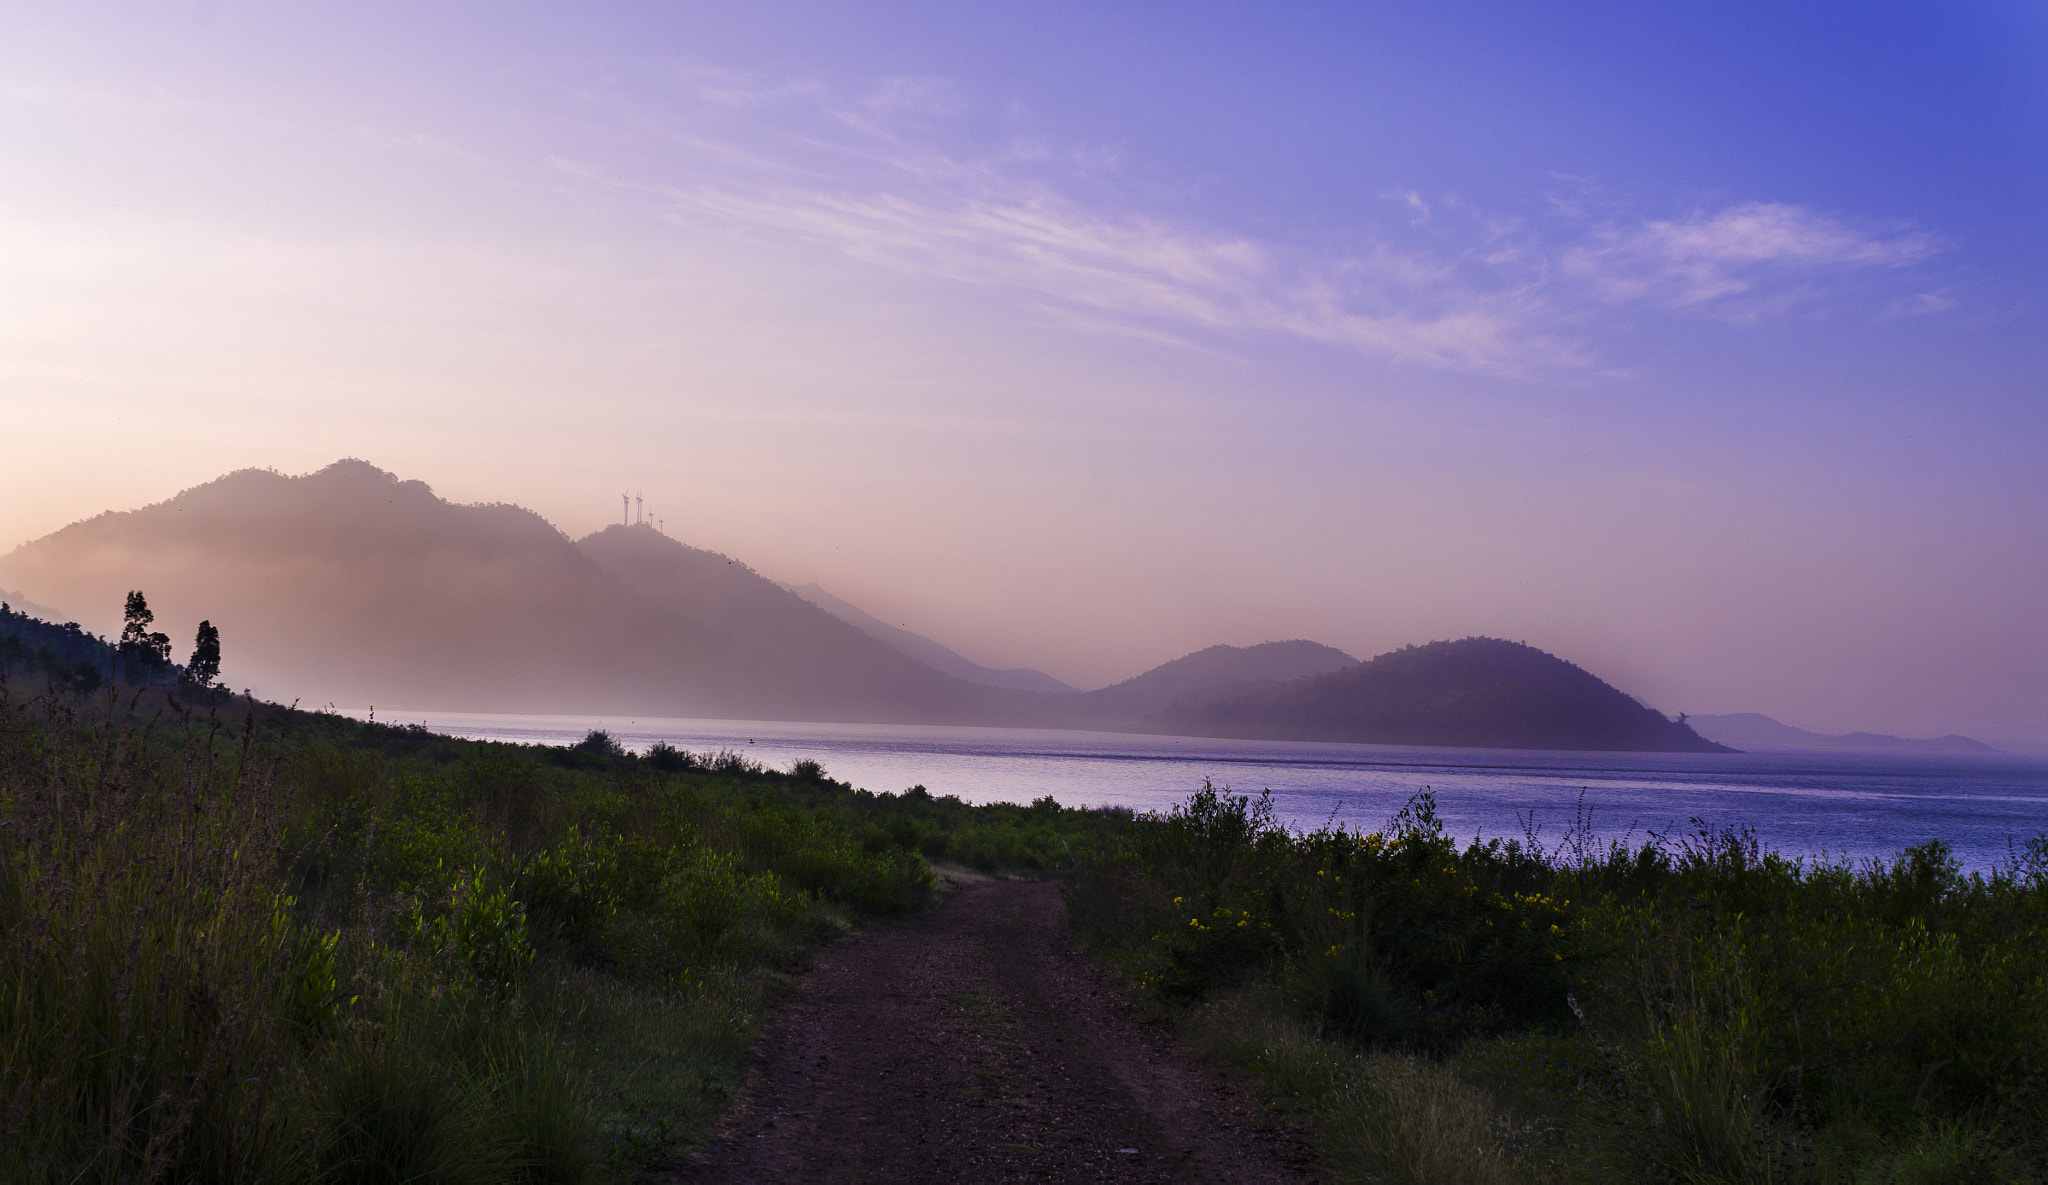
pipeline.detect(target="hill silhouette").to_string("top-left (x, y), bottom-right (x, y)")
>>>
top-left (0, 461), bottom-right (1017, 721)
top-left (786, 582), bottom-right (1076, 694)
top-left (1165, 637), bottom-right (1731, 752)
top-left (1078, 640), bottom-right (1358, 724)
top-left (1, 461), bottom-right (1733, 752)
top-left (0, 586), bottom-right (70, 625)
top-left (574, 524), bottom-right (1021, 721)
top-left (1, 601), bottom-right (119, 690)
top-left (1688, 712), bottom-right (1997, 755)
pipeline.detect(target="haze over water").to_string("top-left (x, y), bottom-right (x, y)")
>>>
top-left (361, 712), bottom-right (2048, 872)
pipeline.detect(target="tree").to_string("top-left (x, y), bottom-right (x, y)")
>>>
top-left (117, 590), bottom-right (172, 680)
top-left (573, 730), bottom-right (626, 758)
top-left (186, 620), bottom-right (221, 687)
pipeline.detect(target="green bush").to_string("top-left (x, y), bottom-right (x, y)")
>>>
top-left (516, 832), bottom-right (619, 959)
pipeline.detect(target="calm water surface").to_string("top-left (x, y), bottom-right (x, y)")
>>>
top-left (359, 710), bottom-right (2048, 871)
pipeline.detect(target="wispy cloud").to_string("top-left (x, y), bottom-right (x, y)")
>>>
top-left (587, 74), bottom-right (1946, 374)
top-left (659, 171), bottom-right (1564, 373)
top-left (1562, 202), bottom-right (1938, 318)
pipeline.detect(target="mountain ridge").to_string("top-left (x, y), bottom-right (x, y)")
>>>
top-left (1687, 712), bottom-right (1998, 755)
top-left (784, 582), bottom-right (1077, 694)
top-left (0, 460), bottom-right (1023, 722)
top-left (0, 460), bottom-right (1743, 753)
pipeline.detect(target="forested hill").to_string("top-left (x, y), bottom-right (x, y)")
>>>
top-left (0, 603), bottom-right (115, 692)
top-left (1163, 637), bottom-right (1733, 752)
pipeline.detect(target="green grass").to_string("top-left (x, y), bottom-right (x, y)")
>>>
top-left (0, 673), bottom-right (1129, 1183)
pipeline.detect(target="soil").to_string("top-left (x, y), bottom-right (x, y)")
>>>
top-left (676, 879), bottom-right (1316, 1184)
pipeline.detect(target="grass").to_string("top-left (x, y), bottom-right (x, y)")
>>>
top-left (18, 646), bottom-right (2037, 1184)
top-left (1067, 780), bottom-right (2048, 1184)
top-left (531, 963), bottom-right (763, 1166)
top-left (1178, 985), bottom-right (1520, 1185)
top-left (0, 670), bottom-right (1130, 1183)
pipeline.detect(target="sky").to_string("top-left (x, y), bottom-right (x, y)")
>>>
top-left (1, 1), bottom-right (2044, 742)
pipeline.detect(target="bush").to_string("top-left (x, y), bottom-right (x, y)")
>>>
top-left (1070, 783), bottom-right (2048, 1183)
top-left (516, 832), bottom-right (620, 960)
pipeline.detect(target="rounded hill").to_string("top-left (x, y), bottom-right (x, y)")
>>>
top-left (1169, 637), bottom-right (1732, 752)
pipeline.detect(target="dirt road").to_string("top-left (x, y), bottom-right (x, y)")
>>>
top-left (679, 879), bottom-right (1314, 1183)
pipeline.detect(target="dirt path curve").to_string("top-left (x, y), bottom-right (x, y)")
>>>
top-left (677, 880), bottom-right (1315, 1184)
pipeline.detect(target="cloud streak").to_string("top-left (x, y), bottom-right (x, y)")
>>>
top-left (1562, 202), bottom-right (1939, 318)
top-left (579, 73), bottom-right (1949, 375)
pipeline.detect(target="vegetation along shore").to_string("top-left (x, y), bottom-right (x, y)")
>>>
top-left (3, 632), bottom-right (2044, 1181)
top-left (0, 653), bottom-right (1122, 1182)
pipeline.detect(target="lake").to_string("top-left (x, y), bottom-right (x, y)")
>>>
top-left (358, 710), bottom-right (2048, 872)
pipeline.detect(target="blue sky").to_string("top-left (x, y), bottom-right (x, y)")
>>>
top-left (1, 2), bottom-right (2043, 739)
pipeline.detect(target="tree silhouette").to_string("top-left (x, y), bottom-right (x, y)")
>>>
top-left (117, 590), bottom-right (172, 680)
top-left (573, 729), bottom-right (626, 758)
top-left (186, 620), bottom-right (221, 687)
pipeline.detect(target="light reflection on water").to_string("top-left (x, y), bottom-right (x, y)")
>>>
top-left (353, 710), bottom-right (2048, 871)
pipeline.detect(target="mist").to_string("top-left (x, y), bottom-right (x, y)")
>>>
top-left (0, 459), bottom-right (2037, 747)
top-left (0, 4), bottom-right (2042, 743)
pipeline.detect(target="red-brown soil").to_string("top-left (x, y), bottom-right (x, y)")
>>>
top-left (677, 880), bottom-right (1315, 1183)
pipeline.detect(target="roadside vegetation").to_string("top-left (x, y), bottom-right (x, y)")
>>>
top-left (0, 663), bottom-right (1124, 1183)
top-left (1068, 781), bottom-right (2048, 1184)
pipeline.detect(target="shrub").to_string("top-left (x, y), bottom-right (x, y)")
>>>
top-left (516, 832), bottom-right (620, 960)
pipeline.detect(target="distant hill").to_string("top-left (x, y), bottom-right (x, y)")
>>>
top-left (1688, 713), bottom-right (1999, 755)
top-left (0, 461), bottom-right (1753, 754)
top-left (786, 583), bottom-right (1076, 694)
top-left (0, 461), bottom-right (646, 710)
top-left (0, 460), bottom-right (1020, 722)
top-left (0, 587), bottom-right (71, 625)
top-left (1166, 637), bottom-right (1732, 752)
top-left (1078, 640), bottom-right (1358, 723)
top-left (574, 525), bottom-right (1024, 721)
